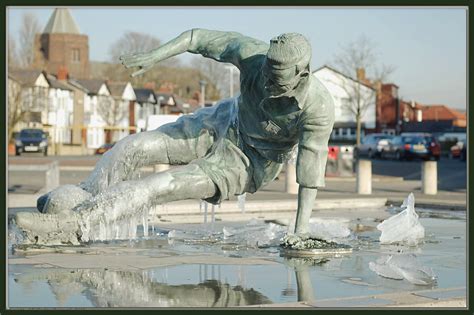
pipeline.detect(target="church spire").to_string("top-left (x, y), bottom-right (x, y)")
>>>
top-left (43, 8), bottom-right (81, 34)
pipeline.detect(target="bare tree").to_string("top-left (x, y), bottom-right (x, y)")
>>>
top-left (18, 12), bottom-right (41, 68)
top-left (8, 37), bottom-right (19, 68)
top-left (109, 31), bottom-right (162, 63)
top-left (332, 35), bottom-right (394, 146)
top-left (7, 77), bottom-right (48, 142)
top-left (191, 57), bottom-right (240, 99)
top-left (96, 95), bottom-right (127, 143)
top-left (8, 79), bottom-right (24, 141)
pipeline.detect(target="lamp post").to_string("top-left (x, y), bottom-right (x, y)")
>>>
top-left (226, 65), bottom-right (234, 97)
top-left (199, 80), bottom-right (207, 108)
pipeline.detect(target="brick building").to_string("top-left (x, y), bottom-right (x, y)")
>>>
top-left (33, 8), bottom-right (90, 79)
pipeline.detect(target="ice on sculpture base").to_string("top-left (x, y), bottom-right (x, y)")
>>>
top-left (369, 254), bottom-right (437, 286)
top-left (377, 193), bottom-right (425, 246)
top-left (287, 217), bottom-right (351, 242)
top-left (222, 219), bottom-right (286, 248)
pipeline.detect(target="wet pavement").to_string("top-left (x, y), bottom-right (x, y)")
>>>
top-left (7, 208), bottom-right (467, 308)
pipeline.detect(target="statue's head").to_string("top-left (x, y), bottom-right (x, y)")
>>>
top-left (263, 33), bottom-right (311, 96)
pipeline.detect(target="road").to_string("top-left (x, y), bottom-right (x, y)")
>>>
top-left (8, 155), bottom-right (467, 194)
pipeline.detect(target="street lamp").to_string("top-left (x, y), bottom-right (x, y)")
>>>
top-left (226, 65), bottom-right (234, 97)
top-left (199, 80), bottom-right (207, 108)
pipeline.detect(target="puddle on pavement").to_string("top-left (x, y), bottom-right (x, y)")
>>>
top-left (8, 215), bottom-right (466, 308)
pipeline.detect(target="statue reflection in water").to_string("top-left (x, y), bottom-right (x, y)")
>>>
top-left (12, 257), bottom-right (332, 307)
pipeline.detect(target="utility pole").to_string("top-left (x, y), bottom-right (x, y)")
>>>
top-left (226, 65), bottom-right (234, 97)
top-left (199, 80), bottom-right (207, 108)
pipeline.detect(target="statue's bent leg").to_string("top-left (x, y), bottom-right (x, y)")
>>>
top-left (16, 164), bottom-right (216, 244)
top-left (38, 126), bottom-right (214, 213)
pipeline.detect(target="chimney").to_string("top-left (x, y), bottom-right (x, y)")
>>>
top-left (356, 68), bottom-right (366, 82)
top-left (57, 66), bottom-right (68, 81)
top-left (144, 82), bottom-right (156, 90)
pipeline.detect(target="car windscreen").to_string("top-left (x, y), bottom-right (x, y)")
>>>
top-left (19, 130), bottom-right (44, 137)
top-left (402, 136), bottom-right (428, 144)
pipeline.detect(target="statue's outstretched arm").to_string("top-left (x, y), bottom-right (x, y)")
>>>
top-left (120, 28), bottom-right (268, 77)
top-left (120, 29), bottom-right (195, 77)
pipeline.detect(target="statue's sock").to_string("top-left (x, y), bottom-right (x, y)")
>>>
top-left (37, 185), bottom-right (92, 214)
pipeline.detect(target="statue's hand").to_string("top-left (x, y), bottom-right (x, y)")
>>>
top-left (119, 51), bottom-right (159, 77)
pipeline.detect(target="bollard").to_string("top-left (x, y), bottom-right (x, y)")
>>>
top-left (356, 159), bottom-right (372, 194)
top-left (285, 162), bottom-right (298, 194)
top-left (154, 164), bottom-right (170, 173)
top-left (422, 161), bottom-right (437, 195)
top-left (44, 161), bottom-right (60, 192)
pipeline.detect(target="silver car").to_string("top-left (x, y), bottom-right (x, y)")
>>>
top-left (356, 133), bottom-right (394, 159)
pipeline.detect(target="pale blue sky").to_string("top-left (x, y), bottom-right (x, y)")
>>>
top-left (7, 6), bottom-right (467, 109)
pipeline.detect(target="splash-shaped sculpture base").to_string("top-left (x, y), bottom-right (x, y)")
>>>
top-left (279, 234), bottom-right (352, 258)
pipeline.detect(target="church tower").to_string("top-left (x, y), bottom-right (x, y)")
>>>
top-left (33, 8), bottom-right (90, 79)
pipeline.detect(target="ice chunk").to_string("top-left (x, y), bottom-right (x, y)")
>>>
top-left (222, 220), bottom-right (286, 247)
top-left (237, 193), bottom-right (246, 213)
top-left (369, 254), bottom-right (437, 285)
top-left (377, 193), bottom-right (425, 245)
top-left (309, 218), bottom-right (351, 240)
top-left (287, 217), bottom-right (351, 241)
top-left (369, 256), bottom-right (404, 280)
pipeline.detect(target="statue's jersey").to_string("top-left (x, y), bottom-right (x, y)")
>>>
top-left (189, 29), bottom-right (335, 189)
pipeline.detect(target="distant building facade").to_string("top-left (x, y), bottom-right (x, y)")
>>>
top-left (33, 8), bottom-right (90, 79)
top-left (313, 65), bottom-right (376, 142)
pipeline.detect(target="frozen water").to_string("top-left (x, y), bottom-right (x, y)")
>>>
top-left (377, 193), bottom-right (425, 246)
top-left (369, 254), bottom-right (437, 286)
top-left (222, 220), bottom-right (286, 247)
top-left (286, 217), bottom-right (351, 242)
top-left (237, 193), bottom-right (246, 213)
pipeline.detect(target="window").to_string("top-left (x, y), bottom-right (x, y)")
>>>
top-left (72, 49), bottom-right (80, 62)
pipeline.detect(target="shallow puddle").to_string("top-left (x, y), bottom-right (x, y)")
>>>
top-left (8, 215), bottom-right (466, 308)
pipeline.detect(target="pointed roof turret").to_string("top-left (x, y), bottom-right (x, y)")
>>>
top-left (43, 8), bottom-right (81, 34)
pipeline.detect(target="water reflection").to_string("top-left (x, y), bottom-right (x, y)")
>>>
top-left (13, 267), bottom-right (272, 307)
top-left (282, 256), bottom-right (333, 302)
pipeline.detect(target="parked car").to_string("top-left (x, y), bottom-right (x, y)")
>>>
top-left (95, 142), bottom-right (115, 155)
top-left (460, 142), bottom-right (467, 161)
top-left (449, 141), bottom-right (464, 159)
top-left (381, 134), bottom-right (441, 161)
top-left (355, 133), bottom-right (394, 159)
top-left (15, 128), bottom-right (48, 156)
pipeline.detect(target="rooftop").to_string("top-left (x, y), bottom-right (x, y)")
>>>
top-left (43, 8), bottom-right (81, 34)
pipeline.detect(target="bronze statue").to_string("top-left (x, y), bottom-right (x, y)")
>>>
top-left (15, 29), bottom-right (335, 245)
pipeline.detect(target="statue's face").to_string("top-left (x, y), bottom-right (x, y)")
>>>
top-left (262, 61), bottom-right (302, 97)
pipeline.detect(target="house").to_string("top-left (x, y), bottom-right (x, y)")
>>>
top-left (313, 65), bottom-right (376, 142)
top-left (8, 69), bottom-right (50, 128)
top-left (45, 72), bottom-right (74, 145)
top-left (402, 104), bottom-right (467, 133)
top-left (70, 78), bottom-right (113, 148)
top-left (134, 88), bottom-right (158, 131)
top-left (107, 81), bottom-right (137, 139)
top-left (156, 92), bottom-right (178, 115)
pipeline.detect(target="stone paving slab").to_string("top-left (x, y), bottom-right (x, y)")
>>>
top-left (9, 251), bottom-right (278, 270)
top-left (246, 287), bottom-right (467, 308)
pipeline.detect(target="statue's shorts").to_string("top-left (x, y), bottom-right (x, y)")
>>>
top-left (157, 98), bottom-right (283, 204)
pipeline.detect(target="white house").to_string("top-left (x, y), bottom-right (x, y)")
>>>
top-left (107, 81), bottom-right (137, 140)
top-left (8, 69), bottom-right (51, 130)
top-left (71, 79), bottom-right (113, 149)
top-left (46, 74), bottom-right (75, 145)
top-left (313, 65), bottom-right (376, 141)
top-left (134, 88), bottom-right (158, 131)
